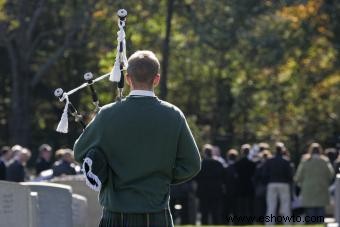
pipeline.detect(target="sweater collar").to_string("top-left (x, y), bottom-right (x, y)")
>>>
top-left (128, 90), bottom-right (156, 97)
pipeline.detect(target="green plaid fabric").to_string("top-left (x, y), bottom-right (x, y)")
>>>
top-left (99, 208), bottom-right (174, 227)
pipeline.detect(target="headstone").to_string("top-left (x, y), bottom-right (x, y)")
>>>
top-left (51, 175), bottom-right (101, 227)
top-left (0, 181), bottom-right (35, 227)
top-left (335, 174), bottom-right (340, 222)
top-left (21, 182), bottom-right (73, 227)
top-left (72, 194), bottom-right (88, 227)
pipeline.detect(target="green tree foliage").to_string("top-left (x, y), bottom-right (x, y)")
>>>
top-left (0, 0), bottom-right (339, 159)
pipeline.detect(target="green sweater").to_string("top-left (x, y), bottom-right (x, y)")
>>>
top-left (73, 95), bottom-right (201, 212)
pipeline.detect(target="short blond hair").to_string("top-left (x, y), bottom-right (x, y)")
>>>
top-left (127, 50), bottom-right (160, 84)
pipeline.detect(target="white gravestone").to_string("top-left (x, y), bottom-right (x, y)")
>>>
top-left (0, 181), bottom-right (36, 227)
top-left (21, 182), bottom-right (73, 227)
top-left (335, 174), bottom-right (340, 223)
top-left (51, 175), bottom-right (101, 227)
top-left (72, 194), bottom-right (88, 227)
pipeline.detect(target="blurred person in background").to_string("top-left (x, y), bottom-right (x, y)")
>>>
top-left (54, 148), bottom-right (65, 161)
top-left (212, 145), bottom-right (227, 167)
top-left (252, 142), bottom-right (270, 164)
top-left (170, 180), bottom-right (196, 225)
top-left (0, 146), bottom-right (13, 180)
top-left (258, 142), bottom-right (270, 152)
top-left (263, 142), bottom-right (293, 225)
top-left (52, 148), bottom-right (77, 177)
top-left (195, 144), bottom-right (224, 225)
top-left (223, 148), bottom-right (239, 224)
top-left (9, 144), bottom-right (23, 158)
top-left (35, 144), bottom-right (53, 175)
top-left (325, 147), bottom-right (338, 166)
top-left (325, 148), bottom-right (338, 175)
top-left (295, 143), bottom-right (334, 224)
top-left (234, 144), bottom-right (256, 225)
top-left (253, 149), bottom-right (272, 224)
top-left (0, 146), bottom-right (14, 166)
top-left (6, 146), bottom-right (31, 182)
top-left (225, 149), bottom-right (239, 166)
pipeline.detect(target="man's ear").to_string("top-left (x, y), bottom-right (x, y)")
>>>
top-left (153, 74), bottom-right (160, 87)
top-left (126, 74), bottom-right (132, 86)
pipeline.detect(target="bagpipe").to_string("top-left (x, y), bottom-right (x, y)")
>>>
top-left (54, 9), bottom-right (129, 191)
top-left (54, 9), bottom-right (128, 134)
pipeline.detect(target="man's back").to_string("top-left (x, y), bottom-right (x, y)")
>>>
top-left (36, 158), bottom-right (52, 175)
top-left (224, 163), bottom-right (238, 197)
top-left (6, 160), bottom-right (25, 182)
top-left (234, 157), bottom-right (256, 196)
top-left (264, 155), bottom-right (293, 183)
top-left (196, 158), bottom-right (224, 198)
top-left (74, 95), bottom-right (201, 212)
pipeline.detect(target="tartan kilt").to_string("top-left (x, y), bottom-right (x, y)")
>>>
top-left (99, 208), bottom-right (174, 227)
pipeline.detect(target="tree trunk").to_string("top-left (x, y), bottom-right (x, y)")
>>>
top-left (160, 0), bottom-right (175, 100)
top-left (8, 50), bottom-right (31, 146)
top-left (9, 76), bottom-right (31, 146)
top-left (5, 33), bottom-right (32, 146)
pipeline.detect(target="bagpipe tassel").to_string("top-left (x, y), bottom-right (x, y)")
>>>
top-left (56, 94), bottom-right (70, 133)
top-left (109, 58), bottom-right (121, 82)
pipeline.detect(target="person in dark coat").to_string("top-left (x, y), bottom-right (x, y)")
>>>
top-left (263, 142), bottom-right (294, 225)
top-left (195, 144), bottom-right (224, 225)
top-left (6, 147), bottom-right (31, 182)
top-left (223, 149), bottom-right (239, 225)
top-left (35, 144), bottom-right (53, 175)
top-left (52, 148), bottom-right (77, 177)
top-left (0, 146), bottom-right (13, 180)
top-left (170, 180), bottom-right (196, 225)
top-left (0, 156), bottom-right (6, 180)
top-left (253, 149), bottom-right (272, 223)
top-left (234, 144), bottom-right (256, 225)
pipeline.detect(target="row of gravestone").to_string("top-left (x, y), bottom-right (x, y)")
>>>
top-left (0, 175), bottom-right (101, 227)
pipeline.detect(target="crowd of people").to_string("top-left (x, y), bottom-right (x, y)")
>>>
top-left (0, 144), bottom-right (80, 182)
top-left (171, 142), bottom-right (338, 225)
top-left (0, 141), bottom-right (338, 225)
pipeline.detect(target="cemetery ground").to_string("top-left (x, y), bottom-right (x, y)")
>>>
top-left (0, 176), bottom-right (335, 227)
top-left (175, 226), bottom-right (323, 227)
